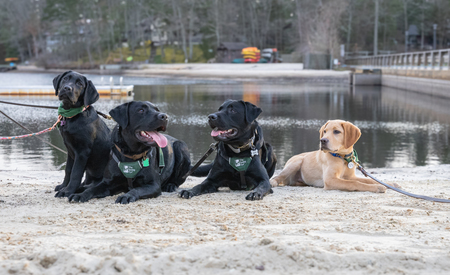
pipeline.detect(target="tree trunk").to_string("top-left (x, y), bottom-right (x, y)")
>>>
top-left (346, 1), bottom-right (352, 49)
top-left (215, 0), bottom-right (220, 47)
top-left (188, 2), bottom-right (194, 60)
top-left (373, 0), bottom-right (378, 56)
top-left (420, 0), bottom-right (425, 50)
top-left (172, 0), bottom-right (188, 61)
top-left (149, 42), bottom-right (157, 63)
top-left (403, 0), bottom-right (408, 52)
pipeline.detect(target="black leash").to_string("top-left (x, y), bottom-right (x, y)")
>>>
top-left (182, 142), bottom-right (218, 180)
top-left (0, 109), bottom-right (67, 154)
top-left (357, 165), bottom-right (450, 203)
top-left (0, 100), bottom-right (58, 109)
top-left (0, 100), bottom-right (112, 120)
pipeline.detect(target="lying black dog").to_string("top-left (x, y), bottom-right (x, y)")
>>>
top-left (69, 101), bottom-right (191, 204)
top-left (180, 100), bottom-right (276, 200)
top-left (53, 71), bottom-right (111, 198)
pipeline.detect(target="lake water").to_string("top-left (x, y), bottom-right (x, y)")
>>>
top-left (0, 72), bottom-right (449, 171)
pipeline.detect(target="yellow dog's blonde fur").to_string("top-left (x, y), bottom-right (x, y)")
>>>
top-left (270, 120), bottom-right (386, 193)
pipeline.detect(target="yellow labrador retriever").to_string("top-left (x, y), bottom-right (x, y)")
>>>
top-left (270, 120), bottom-right (386, 193)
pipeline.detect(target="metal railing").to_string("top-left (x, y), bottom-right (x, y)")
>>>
top-left (346, 49), bottom-right (450, 70)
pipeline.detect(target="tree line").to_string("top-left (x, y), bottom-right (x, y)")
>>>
top-left (0, 0), bottom-right (448, 66)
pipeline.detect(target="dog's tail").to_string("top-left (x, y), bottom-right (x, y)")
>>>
top-left (189, 163), bottom-right (213, 177)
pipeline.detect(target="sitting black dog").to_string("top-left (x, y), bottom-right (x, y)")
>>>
top-left (53, 71), bottom-right (111, 198)
top-left (69, 101), bottom-right (191, 204)
top-left (180, 100), bottom-right (276, 200)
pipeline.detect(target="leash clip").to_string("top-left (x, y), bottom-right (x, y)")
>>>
top-left (210, 143), bottom-right (218, 150)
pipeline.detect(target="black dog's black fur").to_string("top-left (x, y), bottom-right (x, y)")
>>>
top-left (180, 100), bottom-right (276, 200)
top-left (69, 101), bottom-right (191, 204)
top-left (53, 71), bottom-right (111, 198)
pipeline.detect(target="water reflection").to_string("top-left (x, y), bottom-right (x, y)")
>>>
top-left (0, 79), bottom-right (449, 170)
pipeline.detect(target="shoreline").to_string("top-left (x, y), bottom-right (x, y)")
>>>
top-left (10, 64), bottom-right (352, 82)
top-left (1, 165), bottom-right (449, 274)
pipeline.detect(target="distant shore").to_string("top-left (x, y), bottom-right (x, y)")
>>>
top-left (11, 64), bottom-right (352, 82)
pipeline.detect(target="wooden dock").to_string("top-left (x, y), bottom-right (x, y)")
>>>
top-left (0, 85), bottom-right (134, 97)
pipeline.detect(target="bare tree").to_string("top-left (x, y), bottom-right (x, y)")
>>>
top-left (374, 0), bottom-right (379, 55)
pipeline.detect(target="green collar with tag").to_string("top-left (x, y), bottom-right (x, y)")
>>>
top-left (329, 149), bottom-right (359, 169)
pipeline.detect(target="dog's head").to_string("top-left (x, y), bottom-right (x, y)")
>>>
top-left (53, 71), bottom-right (99, 109)
top-left (109, 101), bottom-right (168, 148)
top-left (208, 100), bottom-right (262, 145)
top-left (319, 120), bottom-right (361, 153)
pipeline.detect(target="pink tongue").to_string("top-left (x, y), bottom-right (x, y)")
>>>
top-left (211, 129), bottom-right (221, 137)
top-left (147, 131), bottom-right (168, 148)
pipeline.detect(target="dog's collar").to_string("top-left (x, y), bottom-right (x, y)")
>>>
top-left (329, 149), bottom-right (359, 165)
top-left (114, 144), bottom-right (150, 160)
top-left (52, 104), bottom-right (90, 129)
top-left (58, 103), bottom-right (89, 118)
top-left (227, 135), bottom-right (255, 154)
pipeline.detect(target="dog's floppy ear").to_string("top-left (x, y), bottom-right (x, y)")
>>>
top-left (242, 101), bottom-right (262, 123)
top-left (342, 121), bottom-right (361, 149)
top-left (52, 70), bottom-right (72, 96)
top-left (319, 121), bottom-right (330, 138)
top-left (83, 80), bottom-right (99, 106)
top-left (109, 102), bottom-right (130, 128)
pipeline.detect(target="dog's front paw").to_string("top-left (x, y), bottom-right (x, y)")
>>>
top-left (162, 183), bottom-right (178, 193)
top-left (68, 192), bottom-right (92, 203)
top-left (55, 189), bottom-right (76, 198)
top-left (375, 185), bottom-right (387, 193)
top-left (245, 191), bottom-right (265, 201)
top-left (269, 179), bottom-right (278, 187)
top-left (179, 190), bottom-right (194, 199)
top-left (115, 194), bottom-right (138, 204)
top-left (55, 184), bottom-right (65, 192)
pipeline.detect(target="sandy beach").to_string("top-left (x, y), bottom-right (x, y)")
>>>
top-left (0, 165), bottom-right (449, 274)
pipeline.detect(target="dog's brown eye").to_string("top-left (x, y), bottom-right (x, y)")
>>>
top-left (334, 130), bottom-right (341, 134)
top-left (230, 108), bottom-right (236, 114)
top-left (138, 109), bottom-right (144, 113)
top-left (76, 81), bottom-right (83, 86)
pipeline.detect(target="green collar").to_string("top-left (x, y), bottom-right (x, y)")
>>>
top-left (58, 103), bottom-right (85, 118)
top-left (329, 149), bottom-right (359, 164)
top-left (330, 149), bottom-right (359, 162)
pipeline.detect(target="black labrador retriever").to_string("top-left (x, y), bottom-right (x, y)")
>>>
top-left (69, 101), bottom-right (191, 204)
top-left (53, 71), bottom-right (111, 198)
top-left (180, 99), bottom-right (277, 200)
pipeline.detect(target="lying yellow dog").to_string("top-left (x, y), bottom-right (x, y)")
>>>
top-left (270, 120), bottom-right (386, 193)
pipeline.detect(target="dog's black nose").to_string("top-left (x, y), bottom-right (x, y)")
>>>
top-left (158, 113), bottom-right (168, 121)
top-left (208, 114), bottom-right (218, 120)
top-left (320, 138), bottom-right (328, 144)
top-left (63, 85), bottom-right (72, 92)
